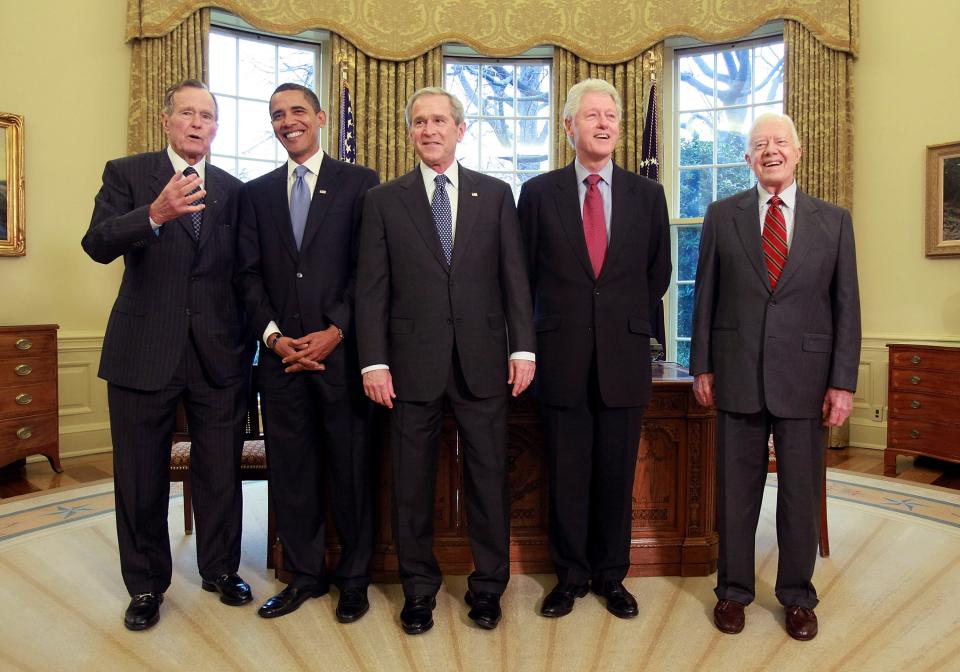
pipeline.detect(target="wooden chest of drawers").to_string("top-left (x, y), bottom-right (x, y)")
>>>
top-left (0, 325), bottom-right (62, 472)
top-left (885, 344), bottom-right (960, 476)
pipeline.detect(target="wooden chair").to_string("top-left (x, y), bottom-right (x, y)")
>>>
top-left (169, 372), bottom-right (277, 568)
top-left (767, 434), bottom-right (830, 557)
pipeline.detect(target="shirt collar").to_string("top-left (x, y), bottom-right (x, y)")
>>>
top-left (287, 150), bottom-right (324, 179)
top-left (166, 145), bottom-right (205, 181)
top-left (574, 158), bottom-right (613, 186)
top-left (757, 179), bottom-right (797, 210)
top-left (420, 161), bottom-right (459, 191)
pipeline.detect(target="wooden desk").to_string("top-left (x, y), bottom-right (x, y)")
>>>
top-left (305, 363), bottom-right (717, 579)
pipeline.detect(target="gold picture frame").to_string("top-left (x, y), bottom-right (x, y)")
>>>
top-left (0, 112), bottom-right (25, 256)
top-left (925, 140), bottom-right (960, 258)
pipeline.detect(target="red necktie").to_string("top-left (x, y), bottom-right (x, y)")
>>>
top-left (583, 174), bottom-right (607, 276)
top-left (762, 195), bottom-right (788, 289)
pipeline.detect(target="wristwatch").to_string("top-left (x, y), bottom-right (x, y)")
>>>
top-left (267, 332), bottom-right (282, 351)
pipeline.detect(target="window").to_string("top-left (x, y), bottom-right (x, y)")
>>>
top-left (444, 58), bottom-right (552, 199)
top-left (208, 20), bottom-right (324, 182)
top-left (669, 37), bottom-right (784, 366)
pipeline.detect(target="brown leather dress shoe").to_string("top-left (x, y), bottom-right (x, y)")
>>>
top-left (713, 599), bottom-right (745, 634)
top-left (785, 605), bottom-right (818, 641)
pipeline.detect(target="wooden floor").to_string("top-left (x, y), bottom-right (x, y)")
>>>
top-left (2, 446), bottom-right (959, 500)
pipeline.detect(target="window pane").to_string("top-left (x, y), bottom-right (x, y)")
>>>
top-left (677, 226), bottom-right (701, 282)
top-left (211, 155), bottom-right (237, 177)
top-left (237, 159), bottom-right (277, 182)
top-left (238, 38), bottom-right (277, 99)
top-left (517, 119), bottom-right (549, 171)
top-left (211, 97), bottom-right (237, 156)
top-left (237, 99), bottom-right (275, 161)
top-left (516, 64), bottom-right (551, 118)
top-left (677, 53), bottom-right (714, 111)
top-left (481, 64), bottom-right (515, 117)
top-left (716, 48), bottom-right (751, 107)
top-left (209, 33), bottom-right (237, 96)
top-left (754, 43), bottom-right (785, 105)
top-left (458, 118), bottom-right (481, 169)
top-left (679, 167), bottom-right (713, 219)
top-left (676, 340), bottom-right (691, 368)
top-left (677, 283), bottom-right (695, 339)
top-left (717, 165), bottom-right (754, 200)
top-left (447, 63), bottom-right (481, 116)
top-left (716, 108), bottom-right (750, 164)
top-left (679, 112), bottom-right (714, 166)
top-left (278, 46), bottom-right (315, 88)
top-left (480, 119), bottom-right (515, 171)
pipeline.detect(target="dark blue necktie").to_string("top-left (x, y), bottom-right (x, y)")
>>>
top-left (182, 166), bottom-right (203, 240)
top-left (432, 174), bottom-right (453, 264)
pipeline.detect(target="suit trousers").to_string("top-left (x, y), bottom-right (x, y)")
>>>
top-left (108, 333), bottom-right (246, 596)
top-left (715, 409), bottom-right (825, 609)
top-left (259, 368), bottom-right (373, 589)
top-left (541, 361), bottom-right (644, 587)
top-left (390, 349), bottom-right (510, 598)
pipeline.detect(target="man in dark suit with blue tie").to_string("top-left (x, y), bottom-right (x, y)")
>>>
top-left (83, 80), bottom-right (252, 631)
top-left (517, 79), bottom-right (672, 621)
top-left (356, 87), bottom-right (536, 634)
top-left (690, 113), bottom-right (860, 641)
top-left (236, 83), bottom-right (380, 622)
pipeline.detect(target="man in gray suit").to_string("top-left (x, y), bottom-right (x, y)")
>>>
top-left (356, 87), bottom-right (535, 635)
top-left (690, 113), bottom-right (860, 641)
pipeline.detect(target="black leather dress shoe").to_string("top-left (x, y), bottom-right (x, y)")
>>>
top-left (540, 583), bottom-right (588, 618)
top-left (124, 592), bottom-right (163, 631)
top-left (336, 586), bottom-right (370, 623)
top-left (400, 595), bottom-right (436, 635)
top-left (257, 583), bottom-right (329, 619)
top-left (201, 573), bottom-right (253, 606)
top-left (464, 591), bottom-right (502, 629)
top-left (591, 580), bottom-right (639, 619)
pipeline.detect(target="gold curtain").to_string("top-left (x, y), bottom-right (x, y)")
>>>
top-left (552, 46), bottom-right (662, 171)
top-left (327, 35), bottom-right (443, 182)
top-left (785, 20), bottom-right (854, 211)
top-left (127, 9), bottom-right (209, 154)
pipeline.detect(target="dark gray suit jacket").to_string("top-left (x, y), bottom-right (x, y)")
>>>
top-left (82, 151), bottom-right (246, 391)
top-left (689, 187), bottom-right (861, 418)
top-left (355, 163), bottom-right (535, 402)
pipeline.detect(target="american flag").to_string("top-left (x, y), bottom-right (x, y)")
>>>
top-left (339, 83), bottom-right (356, 164)
top-left (638, 81), bottom-right (659, 182)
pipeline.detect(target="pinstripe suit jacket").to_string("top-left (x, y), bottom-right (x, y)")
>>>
top-left (82, 150), bottom-right (247, 391)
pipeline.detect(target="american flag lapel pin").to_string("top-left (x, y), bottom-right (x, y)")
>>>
top-left (318, 189), bottom-right (327, 195)
top-left (471, 192), bottom-right (478, 197)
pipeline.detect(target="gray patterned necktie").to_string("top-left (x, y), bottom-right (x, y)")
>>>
top-left (182, 166), bottom-right (203, 240)
top-left (432, 174), bottom-right (453, 264)
top-left (290, 164), bottom-right (311, 250)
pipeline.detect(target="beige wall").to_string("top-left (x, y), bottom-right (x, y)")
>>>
top-left (0, 0), bottom-right (130, 455)
top-left (847, 0), bottom-right (960, 448)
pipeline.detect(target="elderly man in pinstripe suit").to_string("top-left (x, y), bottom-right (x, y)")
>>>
top-left (83, 79), bottom-right (253, 632)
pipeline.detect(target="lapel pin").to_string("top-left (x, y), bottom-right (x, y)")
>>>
top-left (318, 189), bottom-right (327, 195)
top-left (471, 192), bottom-right (478, 197)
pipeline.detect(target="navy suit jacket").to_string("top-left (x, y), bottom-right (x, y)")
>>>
top-left (689, 187), bottom-right (861, 418)
top-left (82, 151), bottom-right (246, 391)
top-left (235, 154), bottom-right (379, 393)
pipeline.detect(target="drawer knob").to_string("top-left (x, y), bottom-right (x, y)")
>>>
top-left (15, 393), bottom-right (33, 405)
top-left (910, 376), bottom-right (920, 385)
top-left (14, 364), bottom-right (33, 376)
top-left (909, 429), bottom-right (920, 439)
top-left (910, 399), bottom-right (921, 409)
top-left (910, 355), bottom-right (921, 364)
top-left (15, 338), bottom-right (33, 351)
top-left (16, 426), bottom-right (33, 440)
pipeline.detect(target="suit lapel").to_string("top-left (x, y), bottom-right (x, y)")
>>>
top-left (554, 163), bottom-right (595, 280)
top-left (600, 164), bottom-right (633, 281)
top-left (774, 190), bottom-right (818, 291)
top-left (299, 155), bottom-right (342, 253)
top-left (732, 189), bottom-right (770, 290)
top-left (264, 165), bottom-right (300, 262)
top-left (399, 166), bottom-right (449, 271)
top-left (450, 165), bottom-right (479, 272)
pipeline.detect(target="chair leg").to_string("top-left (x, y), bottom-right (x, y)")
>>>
top-left (819, 461), bottom-right (830, 558)
top-left (183, 480), bottom-right (194, 535)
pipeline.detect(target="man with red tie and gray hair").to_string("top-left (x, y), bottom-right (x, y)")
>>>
top-left (517, 78), bottom-right (671, 620)
top-left (690, 112), bottom-right (861, 641)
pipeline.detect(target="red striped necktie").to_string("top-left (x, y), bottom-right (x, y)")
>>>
top-left (761, 195), bottom-right (788, 289)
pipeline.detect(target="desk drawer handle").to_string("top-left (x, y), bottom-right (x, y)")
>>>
top-left (16, 426), bottom-right (33, 440)
top-left (910, 376), bottom-right (920, 385)
top-left (14, 364), bottom-right (32, 376)
top-left (15, 338), bottom-right (33, 351)
top-left (910, 355), bottom-right (921, 364)
top-left (910, 399), bottom-right (921, 409)
top-left (15, 393), bottom-right (33, 405)
top-left (909, 429), bottom-right (920, 439)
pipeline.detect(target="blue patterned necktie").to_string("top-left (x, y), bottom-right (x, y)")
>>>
top-left (182, 166), bottom-right (203, 240)
top-left (290, 164), bottom-right (311, 250)
top-left (432, 174), bottom-right (453, 264)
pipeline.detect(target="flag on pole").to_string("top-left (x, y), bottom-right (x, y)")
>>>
top-left (639, 79), bottom-right (666, 359)
top-left (339, 82), bottom-right (356, 164)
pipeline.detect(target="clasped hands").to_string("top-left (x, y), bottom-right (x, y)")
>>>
top-left (149, 171), bottom-right (206, 225)
top-left (271, 325), bottom-right (342, 373)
